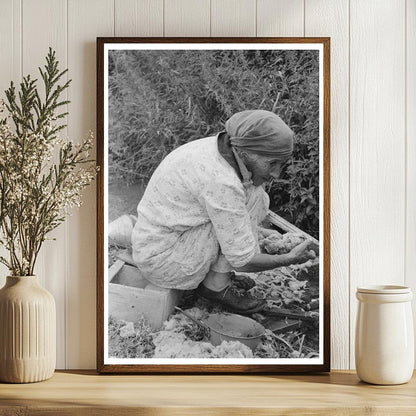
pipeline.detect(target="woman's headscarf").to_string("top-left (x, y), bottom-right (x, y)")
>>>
top-left (225, 110), bottom-right (294, 160)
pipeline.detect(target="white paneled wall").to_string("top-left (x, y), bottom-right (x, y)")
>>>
top-left (407, 0), bottom-right (416, 351)
top-left (350, 0), bottom-right (407, 368)
top-left (305, 0), bottom-right (350, 370)
top-left (0, 0), bottom-right (414, 370)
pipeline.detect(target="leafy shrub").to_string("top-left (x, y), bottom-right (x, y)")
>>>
top-left (109, 49), bottom-right (319, 238)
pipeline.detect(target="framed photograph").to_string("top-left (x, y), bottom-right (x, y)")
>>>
top-left (97, 37), bottom-right (330, 373)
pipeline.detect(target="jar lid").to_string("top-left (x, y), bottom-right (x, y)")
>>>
top-left (357, 285), bottom-right (411, 294)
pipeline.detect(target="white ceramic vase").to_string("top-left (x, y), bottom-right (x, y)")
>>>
top-left (355, 285), bottom-right (414, 385)
top-left (0, 276), bottom-right (56, 383)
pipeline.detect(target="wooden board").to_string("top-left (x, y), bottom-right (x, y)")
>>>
top-left (211, 0), bottom-right (256, 37)
top-left (257, 0), bottom-right (304, 37)
top-left (0, 0), bottom-right (21, 290)
top-left (0, 370), bottom-right (415, 415)
top-left (108, 261), bottom-right (181, 329)
top-left (349, 0), bottom-right (406, 369)
top-left (165, 0), bottom-right (210, 37)
top-left (66, 0), bottom-right (114, 369)
top-left (305, 0), bottom-right (350, 370)
top-left (262, 317), bottom-right (302, 334)
top-left (267, 211), bottom-right (319, 245)
top-left (22, 0), bottom-right (68, 369)
top-left (0, 0), bottom-right (21, 101)
top-left (115, 0), bottom-right (163, 37)
top-left (406, 0), bottom-right (416, 366)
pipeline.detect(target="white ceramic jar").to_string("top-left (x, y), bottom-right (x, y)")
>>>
top-left (355, 285), bottom-right (414, 385)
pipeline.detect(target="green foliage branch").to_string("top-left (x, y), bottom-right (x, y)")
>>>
top-left (0, 48), bottom-right (97, 276)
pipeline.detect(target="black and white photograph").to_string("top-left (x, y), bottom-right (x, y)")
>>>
top-left (97, 39), bottom-right (330, 373)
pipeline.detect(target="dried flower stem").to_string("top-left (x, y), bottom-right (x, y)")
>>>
top-left (0, 48), bottom-right (97, 276)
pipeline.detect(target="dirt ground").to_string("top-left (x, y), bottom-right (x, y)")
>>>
top-left (108, 180), bottom-right (146, 222)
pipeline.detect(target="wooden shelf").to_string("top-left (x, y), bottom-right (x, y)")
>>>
top-left (1, 370), bottom-right (415, 415)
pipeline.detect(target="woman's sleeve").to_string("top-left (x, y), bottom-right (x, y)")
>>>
top-left (199, 181), bottom-right (257, 268)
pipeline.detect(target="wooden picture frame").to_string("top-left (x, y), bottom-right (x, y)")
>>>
top-left (97, 37), bottom-right (330, 373)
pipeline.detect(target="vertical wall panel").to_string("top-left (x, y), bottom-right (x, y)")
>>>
top-left (67, 0), bottom-right (114, 369)
top-left (305, 0), bottom-right (350, 370)
top-left (349, 0), bottom-right (406, 368)
top-left (0, 0), bottom-right (21, 100)
top-left (406, 0), bottom-right (416, 364)
top-left (165, 0), bottom-right (210, 36)
top-left (22, 0), bottom-right (68, 369)
top-left (211, 0), bottom-right (256, 37)
top-left (115, 0), bottom-right (163, 37)
top-left (0, 0), bottom-right (21, 288)
top-left (257, 0), bottom-right (303, 37)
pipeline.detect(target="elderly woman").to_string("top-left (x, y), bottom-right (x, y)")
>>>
top-left (131, 110), bottom-right (316, 313)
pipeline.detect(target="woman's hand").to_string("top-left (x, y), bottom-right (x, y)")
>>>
top-left (287, 239), bottom-right (317, 265)
top-left (234, 238), bottom-right (319, 273)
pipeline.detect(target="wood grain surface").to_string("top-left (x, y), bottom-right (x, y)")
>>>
top-left (0, 370), bottom-right (415, 415)
top-left (406, 0), bottom-right (416, 358)
top-left (257, 0), bottom-right (304, 37)
top-left (305, 0), bottom-right (350, 372)
top-left (67, 0), bottom-right (114, 369)
top-left (115, 0), bottom-right (163, 37)
top-left (21, 0), bottom-right (68, 369)
top-left (349, 0), bottom-right (406, 369)
top-left (165, 0), bottom-right (210, 37)
top-left (211, 0), bottom-right (256, 37)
